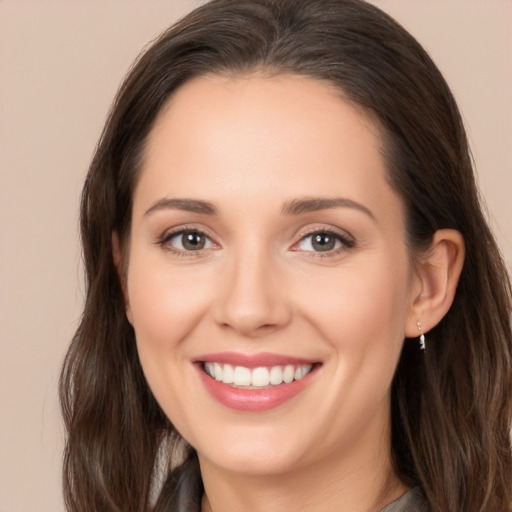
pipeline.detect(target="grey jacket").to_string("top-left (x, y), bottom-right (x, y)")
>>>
top-left (380, 488), bottom-right (430, 512)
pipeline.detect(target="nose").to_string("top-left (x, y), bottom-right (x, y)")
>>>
top-left (213, 246), bottom-right (292, 337)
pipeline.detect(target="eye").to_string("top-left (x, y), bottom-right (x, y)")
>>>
top-left (295, 230), bottom-right (353, 253)
top-left (163, 229), bottom-right (215, 252)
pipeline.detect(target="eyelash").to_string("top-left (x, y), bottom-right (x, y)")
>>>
top-left (156, 226), bottom-right (355, 257)
top-left (156, 226), bottom-right (217, 257)
top-left (292, 228), bottom-right (355, 258)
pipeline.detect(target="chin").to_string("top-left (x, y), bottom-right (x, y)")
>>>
top-left (201, 450), bottom-right (304, 477)
top-left (195, 428), bottom-right (309, 476)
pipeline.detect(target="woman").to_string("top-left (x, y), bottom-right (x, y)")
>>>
top-left (59, 0), bottom-right (512, 510)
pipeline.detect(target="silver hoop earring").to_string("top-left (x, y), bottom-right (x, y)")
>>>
top-left (417, 321), bottom-right (426, 351)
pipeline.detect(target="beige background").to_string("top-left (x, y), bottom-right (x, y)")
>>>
top-left (0, 1), bottom-right (510, 511)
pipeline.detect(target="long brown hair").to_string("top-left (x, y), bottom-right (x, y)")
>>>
top-left (60, 1), bottom-right (512, 510)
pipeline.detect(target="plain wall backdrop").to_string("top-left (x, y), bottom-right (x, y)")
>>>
top-left (0, 1), bottom-right (510, 511)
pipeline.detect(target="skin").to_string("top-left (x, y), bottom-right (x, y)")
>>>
top-left (117, 73), bottom-right (464, 511)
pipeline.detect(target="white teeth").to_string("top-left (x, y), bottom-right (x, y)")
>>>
top-left (251, 367), bottom-right (270, 387)
top-left (203, 362), bottom-right (314, 387)
top-left (222, 363), bottom-right (234, 384)
top-left (213, 362), bottom-right (223, 381)
top-left (295, 364), bottom-right (313, 380)
top-left (204, 362), bottom-right (215, 378)
top-left (269, 366), bottom-right (283, 385)
top-left (234, 366), bottom-right (252, 386)
top-left (283, 365), bottom-right (295, 383)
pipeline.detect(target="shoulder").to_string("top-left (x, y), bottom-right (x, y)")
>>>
top-left (380, 487), bottom-right (430, 512)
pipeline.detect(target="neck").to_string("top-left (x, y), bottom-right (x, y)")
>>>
top-left (199, 431), bottom-right (407, 512)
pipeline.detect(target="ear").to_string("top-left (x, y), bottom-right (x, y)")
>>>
top-left (112, 231), bottom-right (133, 325)
top-left (404, 229), bottom-right (465, 337)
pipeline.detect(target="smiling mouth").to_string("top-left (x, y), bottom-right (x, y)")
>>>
top-left (202, 362), bottom-right (315, 389)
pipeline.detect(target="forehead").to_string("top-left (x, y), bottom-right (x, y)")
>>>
top-left (149, 72), bottom-right (381, 156)
top-left (134, 73), bottom-right (400, 221)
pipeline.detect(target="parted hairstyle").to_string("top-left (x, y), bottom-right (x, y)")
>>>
top-left (59, 0), bottom-right (512, 510)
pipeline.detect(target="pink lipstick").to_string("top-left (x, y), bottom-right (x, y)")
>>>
top-left (193, 352), bottom-right (320, 411)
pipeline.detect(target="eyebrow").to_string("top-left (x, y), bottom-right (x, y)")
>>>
top-left (144, 196), bottom-right (375, 221)
top-left (282, 197), bottom-right (376, 221)
top-left (144, 198), bottom-right (218, 216)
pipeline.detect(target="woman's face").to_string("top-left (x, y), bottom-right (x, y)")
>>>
top-left (124, 74), bottom-right (421, 476)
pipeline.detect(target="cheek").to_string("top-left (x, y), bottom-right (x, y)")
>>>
top-left (126, 258), bottom-right (212, 348)
top-left (297, 257), bottom-right (412, 356)
top-left (124, 256), bottom-right (219, 422)
top-left (125, 257), bottom-right (216, 425)
top-left (291, 259), bottom-right (412, 441)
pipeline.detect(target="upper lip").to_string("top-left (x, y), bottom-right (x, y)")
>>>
top-left (192, 352), bottom-right (319, 368)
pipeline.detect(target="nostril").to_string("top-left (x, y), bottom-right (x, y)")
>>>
top-left (218, 320), bottom-right (283, 338)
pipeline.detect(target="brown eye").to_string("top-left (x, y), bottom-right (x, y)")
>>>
top-left (166, 230), bottom-right (213, 251)
top-left (181, 231), bottom-right (206, 250)
top-left (311, 233), bottom-right (337, 252)
top-left (296, 230), bottom-right (353, 254)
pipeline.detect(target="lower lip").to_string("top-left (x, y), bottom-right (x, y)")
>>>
top-left (196, 364), bottom-right (318, 412)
